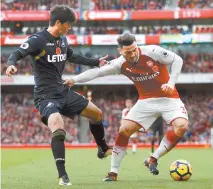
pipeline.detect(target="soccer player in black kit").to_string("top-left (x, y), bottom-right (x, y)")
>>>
top-left (6, 5), bottom-right (112, 186)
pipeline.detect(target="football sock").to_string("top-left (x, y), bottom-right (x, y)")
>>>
top-left (152, 130), bottom-right (181, 159)
top-left (110, 134), bottom-right (129, 174)
top-left (51, 129), bottom-right (67, 178)
top-left (89, 121), bottom-right (108, 150)
top-left (151, 138), bottom-right (155, 153)
top-left (132, 138), bottom-right (137, 153)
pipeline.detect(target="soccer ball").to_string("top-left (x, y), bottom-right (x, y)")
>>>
top-left (169, 160), bottom-right (192, 181)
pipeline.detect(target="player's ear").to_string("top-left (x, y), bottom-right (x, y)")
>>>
top-left (55, 20), bottom-right (62, 27)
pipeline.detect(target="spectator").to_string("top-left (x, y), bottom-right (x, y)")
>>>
top-left (1, 92), bottom-right (212, 144)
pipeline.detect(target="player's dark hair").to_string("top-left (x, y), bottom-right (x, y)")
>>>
top-left (49, 5), bottom-right (76, 26)
top-left (117, 31), bottom-right (136, 48)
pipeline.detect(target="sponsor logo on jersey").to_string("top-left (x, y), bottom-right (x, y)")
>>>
top-left (47, 54), bottom-right (67, 62)
top-left (46, 43), bottom-right (55, 46)
top-left (140, 72), bottom-right (148, 76)
top-left (61, 41), bottom-right (65, 47)
top-left (131, 72), bottom-right (160, 82)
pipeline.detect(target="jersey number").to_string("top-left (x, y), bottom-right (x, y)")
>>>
top-left (180, 106), bottom-right (187, 115)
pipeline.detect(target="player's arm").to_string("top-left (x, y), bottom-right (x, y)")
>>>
top-left (63, 57), bottom-right (123, 86)
top-left (66, 46), bottom-right (108, 67)
top-left (154, 45), bottom-right (183, 93)
top-left (6, 36), bottom-right (41, 77)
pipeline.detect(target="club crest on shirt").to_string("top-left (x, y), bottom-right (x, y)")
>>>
top-left (152, 65), bottom-right (159, 72)
top-left (61, 41), bottom-right (65, 47)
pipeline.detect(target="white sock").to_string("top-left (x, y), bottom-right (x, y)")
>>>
top-left (152, 137), bottom-right (170, 159)
top-left (132, 144), bottom-right (137, 153)
top-left (110, 145), bottom-right (127, 174)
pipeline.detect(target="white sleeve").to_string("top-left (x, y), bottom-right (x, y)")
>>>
top-left (72, 56), bottom-right (124, 83)
top-left (154, 45), bottom-right (183, 85)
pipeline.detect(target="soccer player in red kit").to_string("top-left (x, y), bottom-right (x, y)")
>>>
top-left (64, 31), bottom-right (189, 181)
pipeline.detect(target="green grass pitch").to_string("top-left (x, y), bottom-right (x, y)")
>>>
top-left (2, 148), bottom-right (213, 189)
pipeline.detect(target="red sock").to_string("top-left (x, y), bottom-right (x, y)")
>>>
top-left (132, 138), bottom-right (137, 144)
top-left (166, 130), bottom-right (181, 144)
top-left (115, 134), bottom-right (129, 147)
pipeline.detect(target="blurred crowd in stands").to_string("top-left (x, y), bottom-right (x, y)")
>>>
top-left (1, 0), bottom-right (79, 11)
top-left (1, 50), bottom-right (213, 75)
top-left (1, 0), bottom-right (213, 11)
top-left (1, 91), bottom-right (212, 144)
top-left (1, 93), bottom-right (79, 143)
top-left (178, 0), bottom-right (213, 9)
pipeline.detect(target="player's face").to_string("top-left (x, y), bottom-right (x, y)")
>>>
top-left (56, 21), bottom-right (71, 35)
top-left (120, 43), bottom-right (139, 64)
top-left (125, 99), bottom-right (133, 109)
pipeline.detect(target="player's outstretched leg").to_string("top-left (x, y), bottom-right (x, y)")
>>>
top-left (103, 135), bottom-right (128, 182)
top-left (51, 129), bottom-right (72, 186)
top-left (48, 113), bottom-right (71, 186)
top-left (89, 121), bottom-right (112, 159)
top-left (103, 120), bottom-right (140, 182)
top-left (144, 118), bottom-right (188, 176)
top-left (80, 101), bottom-right (112, 159)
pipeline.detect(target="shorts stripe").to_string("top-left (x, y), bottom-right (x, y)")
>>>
top-left (169, 117), bottom-right (189, 125)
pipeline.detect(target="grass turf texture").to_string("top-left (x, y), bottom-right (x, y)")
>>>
top-left (2, 148), bottom-right (213, 189)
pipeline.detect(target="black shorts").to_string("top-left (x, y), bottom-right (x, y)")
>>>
top-left (35, 89), bottom-right (89, 125)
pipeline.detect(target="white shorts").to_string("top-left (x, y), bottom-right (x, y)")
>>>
top-left (130, 132), bottom-right (137, 138)
top-left (124, 98), bottom-right (188, 132)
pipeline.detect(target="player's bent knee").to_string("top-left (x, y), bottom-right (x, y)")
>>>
top-left (48, 112), bottom-right (64, 132)
top-left (172, 118), bottom-right (188, 127)
top-left (173, 119), bottom-right (188, 137)
top-left (174, 126), bottom-right (187, 137)
top-left (89, 109), bottom-right (102, 123)
top-left (96, 109), bottom-right (102, 121)
top-left (119, 126), bottom-right (132, 138)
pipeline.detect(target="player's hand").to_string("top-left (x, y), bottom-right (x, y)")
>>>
top-left (6, 65), bottom-right (17, 77)
top-left (99, 55), bottom-right (108, 67)
top-left (161, 83), bottom-right (174, 94)
top-left (63, 78), bottom-right (75, 87)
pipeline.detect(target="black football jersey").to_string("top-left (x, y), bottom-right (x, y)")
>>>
top-left (16, 28), bottom-right (99, 99)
